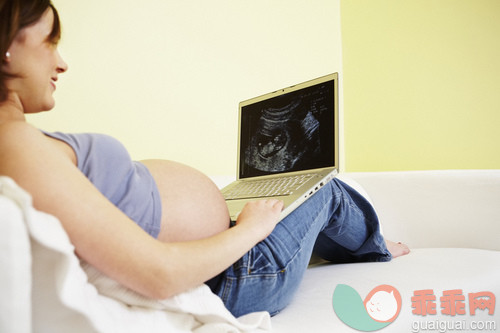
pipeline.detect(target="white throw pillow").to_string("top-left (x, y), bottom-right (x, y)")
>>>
top-left (0, 178), bottom-right (32, 333)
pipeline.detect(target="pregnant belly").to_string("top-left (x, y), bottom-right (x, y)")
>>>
top-left (141, 159), bottom-right (231, 242)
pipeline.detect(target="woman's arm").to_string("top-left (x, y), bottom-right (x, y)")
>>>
top-left (0, 122), bottom-right (282, 299)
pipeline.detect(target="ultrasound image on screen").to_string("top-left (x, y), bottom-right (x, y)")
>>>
top-left (239, 80), bottom-right (335, 178)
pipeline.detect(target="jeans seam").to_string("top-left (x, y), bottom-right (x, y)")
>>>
top-left (277, 190), bottom-right (335, 272)
top-left (334, 186), bottom-right (364, 216)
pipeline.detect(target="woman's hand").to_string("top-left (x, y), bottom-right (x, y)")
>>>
top-left (235, 199), bottom-right (284, 241)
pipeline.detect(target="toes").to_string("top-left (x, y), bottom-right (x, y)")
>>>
top-left (386, 240), bottom-right (410, 258)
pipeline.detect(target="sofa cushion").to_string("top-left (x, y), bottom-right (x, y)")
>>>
top-left (272, 248), bottom-right (500, 332)
top-left (346, 170), bottom-right (500, 251)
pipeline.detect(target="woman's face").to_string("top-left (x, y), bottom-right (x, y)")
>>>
top-left (5, 7), bottom-right (68, 113)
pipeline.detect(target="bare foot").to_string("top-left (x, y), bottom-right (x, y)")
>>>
top-left (386, 240), bottom-right (410, 258)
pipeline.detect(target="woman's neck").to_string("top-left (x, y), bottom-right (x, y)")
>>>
top-left (0, 94), bottom-right (27, 123)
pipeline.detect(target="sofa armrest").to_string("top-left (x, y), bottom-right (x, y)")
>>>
top-left (344, 170), bottom-right (500, 251)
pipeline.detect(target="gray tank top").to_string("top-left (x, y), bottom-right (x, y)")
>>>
top-left (43, 131), bottom-right (162, 238)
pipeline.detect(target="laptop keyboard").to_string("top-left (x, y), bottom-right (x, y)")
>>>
top-left (222, 174), bottom-right (315, 200)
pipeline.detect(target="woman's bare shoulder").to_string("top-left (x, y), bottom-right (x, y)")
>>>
top-left (0, 121), bottom-right (45, 149)
top-left (0, 122), bottom-right (43, 165)
top-left (0, 119), bottom-right (38, 132)
top-left (0, 121), bottom-right (61, 169)
top-left (0, 121), bottom-right (73, 199)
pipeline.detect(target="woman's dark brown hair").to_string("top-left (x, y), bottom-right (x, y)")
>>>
top-left (0, 0), bottom-right (61, 102)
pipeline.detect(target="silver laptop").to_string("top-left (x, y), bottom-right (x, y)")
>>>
top-left (221, 73), bottom-right (339, 222)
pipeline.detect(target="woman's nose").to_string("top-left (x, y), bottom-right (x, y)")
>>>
top-left (56, 50), bottom-right (68, 73)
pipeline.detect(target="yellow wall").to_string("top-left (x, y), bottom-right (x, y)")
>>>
top-left (28, 0), bottom-right (343, 176)
top-left (341, 0), bottom-right (500, 171)
top-left (28, 1), bottom-right (498, 174)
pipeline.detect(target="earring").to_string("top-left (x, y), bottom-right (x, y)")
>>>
top-left (4, 51), bottom-right (10, 62)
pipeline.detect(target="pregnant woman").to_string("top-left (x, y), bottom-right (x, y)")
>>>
top-left (0, 0), bottom-right (409, 318)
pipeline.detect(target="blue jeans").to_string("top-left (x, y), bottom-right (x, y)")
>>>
top-left (206, 179), bottom-right (391, 317)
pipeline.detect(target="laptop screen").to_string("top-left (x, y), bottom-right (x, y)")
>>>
top-left (238, 74), bottom-right (337, 179)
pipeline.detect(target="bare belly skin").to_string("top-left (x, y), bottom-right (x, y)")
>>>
top-left (140, 159), bottom-right (231, 242)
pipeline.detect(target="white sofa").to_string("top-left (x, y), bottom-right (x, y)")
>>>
top-left (1, 170), bottom-right (499, 332)
top-left (271, 170), bottom-right (500, 332)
